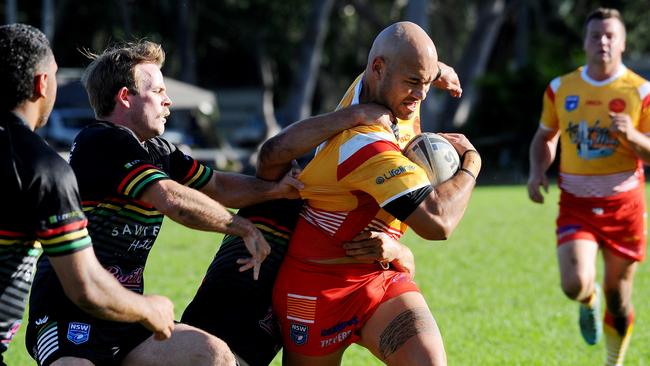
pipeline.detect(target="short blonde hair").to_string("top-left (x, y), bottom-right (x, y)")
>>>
top-left (82, 40), bottom-right (165, 118)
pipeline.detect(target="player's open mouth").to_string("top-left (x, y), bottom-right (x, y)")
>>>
top-left (403, 101), bottom-right (418, 112)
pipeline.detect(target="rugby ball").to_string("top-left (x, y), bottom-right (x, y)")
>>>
top-left (403, 133), bottom-right (460, 186)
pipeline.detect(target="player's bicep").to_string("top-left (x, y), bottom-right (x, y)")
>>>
top-left (382, 185), bottom-right (432, 221)
top-left (139, 179), bottom-right (178, 213)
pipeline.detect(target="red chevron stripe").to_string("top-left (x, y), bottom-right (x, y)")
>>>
top-left (337, 140), bottom-right (399, 180)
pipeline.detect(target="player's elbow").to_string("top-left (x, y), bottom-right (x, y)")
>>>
top-left (258, 138), bottom-right (283, 170)
top-left (410, 214), bottom-right (455, 241)
top-left (64, 281), bottom-right (103, 313)
top-left (406, 201), bottom-right (457, 240)
top-left (141, 180), bottom-right (184, 217)
top-left (422, 219), bottom-right (454, 240)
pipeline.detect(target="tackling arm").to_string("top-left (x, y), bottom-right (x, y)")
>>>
top-left (257, 103), bottom-right (394, 180)
top-left (140, 179), bottom-right (270, 279)
top-left (527, 127), bottom-right (560, 203)
top-left (343, 231), bottom-right (416, 276)
top-left (198, 171), bottom-right (302, 209)
top-left (50, 248), bottom-right (175, 340)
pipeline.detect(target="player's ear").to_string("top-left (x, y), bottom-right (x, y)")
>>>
top-left (371, 56), bottom-right (385, 79)
top-left (33, 73), bottom-right (47, 99)
top-left (115, 87), bottom-right (131, 108)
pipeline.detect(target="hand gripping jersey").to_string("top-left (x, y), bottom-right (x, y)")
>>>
top-left (540, 65), bottom-right (650, 197)
top-left (0, 111), bottom-right (91, 357)
top-left (29, 121), bottom-right (213, 319)
top-left (288, 74), bottom-right (432, 260)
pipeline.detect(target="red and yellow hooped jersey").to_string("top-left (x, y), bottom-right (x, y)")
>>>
top-left (290, 74), bottom-right (431, 259)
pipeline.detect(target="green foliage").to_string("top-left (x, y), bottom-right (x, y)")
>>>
top-left (6, 185), bottom-right (650, 364)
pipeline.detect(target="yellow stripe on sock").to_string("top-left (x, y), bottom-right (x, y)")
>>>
top-left (604, 322), bottom-right (633, 366)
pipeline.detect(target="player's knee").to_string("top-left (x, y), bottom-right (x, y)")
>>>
top-left (560, 272), bottom-right (592, 300)
top-left (191, 335), bottom-right (237, 366)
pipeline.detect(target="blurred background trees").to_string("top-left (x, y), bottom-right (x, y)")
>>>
top-left (3, 0), bottom-right (650, 180)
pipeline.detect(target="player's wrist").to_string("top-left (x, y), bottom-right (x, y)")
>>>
top-left (460, 149), bottom-right (481, 179)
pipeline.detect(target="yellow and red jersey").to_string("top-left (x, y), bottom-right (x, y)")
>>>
top-left (540, 65), bottom-right (650, 196)
top-left (289, 74), bottom-right (431, 260)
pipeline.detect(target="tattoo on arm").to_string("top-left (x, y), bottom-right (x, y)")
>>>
top-left (379, 307), bottom-right (436, 359)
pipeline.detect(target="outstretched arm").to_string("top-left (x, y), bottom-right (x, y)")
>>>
top-left (50, 248), bottom-right (175, 340)
top-left (257, 103), bottom-right (394, 180)
top-left (140, 179), bottom-right (270, 279)
top-left (527, 126), bottom-right (559, 204)
top-left (198, 170), bottom-right (302, 209)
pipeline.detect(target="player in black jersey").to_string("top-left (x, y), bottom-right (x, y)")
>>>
top-left (26, 40), bottom-right (301, 366)
top-left (0, 24), bottom-right (175, 366)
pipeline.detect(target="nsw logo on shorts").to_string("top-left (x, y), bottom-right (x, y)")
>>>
top-left (67, 322), bottom-right (91, 345)
top-left (290, 323), bottom-right (308, 346)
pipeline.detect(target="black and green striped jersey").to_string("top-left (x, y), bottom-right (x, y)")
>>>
top-left (30, 120), bottom-right (213, 319)
top-left (0, 111), bottom-right (91, 355)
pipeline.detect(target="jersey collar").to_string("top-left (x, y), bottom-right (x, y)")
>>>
top-left (581, 64), bottom-right (626, 86)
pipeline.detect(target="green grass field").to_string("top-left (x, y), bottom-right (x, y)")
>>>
top-left (5, 185), bottom-right (650, 365)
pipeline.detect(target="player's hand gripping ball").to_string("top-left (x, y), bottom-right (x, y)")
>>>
top-left (403, 132), bottom-right (460, 186)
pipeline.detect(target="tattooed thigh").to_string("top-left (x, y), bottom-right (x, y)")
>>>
top-left (378, 307), bottom-right (436, 359)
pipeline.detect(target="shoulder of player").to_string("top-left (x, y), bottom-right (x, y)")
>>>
top-left (621, 67), bottom-right (650, 89)
top-left (548, 68), bottom-right (581, 90)
top-left (145, 136), bottom-right (175, 153)
top-left (74, 120), bottom-right (135, 144)
top-left (31, 143), bottom-right (76, 185)
top-left (10, 126), bottom-right (65, 170)
top-left (342, 125), bottom-right (396, 141)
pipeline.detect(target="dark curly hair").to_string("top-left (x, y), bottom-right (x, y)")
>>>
top-left (0, 24), bottom-right (52, 111)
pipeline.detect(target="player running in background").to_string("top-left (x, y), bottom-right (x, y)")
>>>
top-left (0, 24), bottom-right (174, 366)
top-left (528, 8), bottom-right (650, 365)
top-left (269, 22), bottom-right (480, 366)
top-left (26, 40), bottom-right (300, 366)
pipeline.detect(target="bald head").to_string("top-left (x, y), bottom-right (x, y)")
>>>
top-left (361, 22), bottom-right (439, 120)
top-left (367, 22), bottom-right (437, 71)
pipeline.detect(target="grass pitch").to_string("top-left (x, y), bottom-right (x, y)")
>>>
top-left (5, 185), bottom-right (650, 365)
